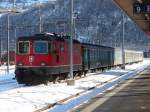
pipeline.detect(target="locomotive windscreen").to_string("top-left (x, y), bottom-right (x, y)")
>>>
top-left (18, 41), bottom-right (30, 54)
top-left (34, 41), bottom-right (48, 54)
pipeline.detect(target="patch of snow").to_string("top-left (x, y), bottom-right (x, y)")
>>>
top-left (0, 59), bottom-right (149, 112)
top-left (0, 65), bottom-right (15, 81)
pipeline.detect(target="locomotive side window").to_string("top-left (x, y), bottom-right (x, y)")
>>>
top-left (18, 41), bottom-right (30, 54)
top-left (60, 44), bottom-right (65, 52)
top-left (34, 41), bottom-right (48, 54)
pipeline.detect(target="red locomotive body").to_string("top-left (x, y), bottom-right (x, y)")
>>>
top-left (15, 33), bottom-right (82, 84)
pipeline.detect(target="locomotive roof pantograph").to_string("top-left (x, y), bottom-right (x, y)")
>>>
top-left (17, 33), bottom-right (80, 44)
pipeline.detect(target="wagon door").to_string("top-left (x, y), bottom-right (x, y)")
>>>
top-left (107, 51), bottom-right (111, 66)
top-left (82, 47), bottom-right (89, 70)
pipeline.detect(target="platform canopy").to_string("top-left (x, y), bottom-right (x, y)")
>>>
top-left (113, 0), bottom-right (150, 35)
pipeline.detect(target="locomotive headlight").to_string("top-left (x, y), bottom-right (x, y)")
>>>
top-left (18, 63), bottom-right (23, 66)
top-left (41, 62), bottom-right (46, 66)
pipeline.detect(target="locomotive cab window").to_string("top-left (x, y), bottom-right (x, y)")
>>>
top-left (34, 41), bottom-right (48, 54)
top-left (18, 41), bottom-right (30, 54)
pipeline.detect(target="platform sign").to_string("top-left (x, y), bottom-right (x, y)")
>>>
top-left (133, 3), bottom-right (150, 14)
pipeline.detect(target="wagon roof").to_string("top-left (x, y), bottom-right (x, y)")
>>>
top-left (81, 43), bottom-right (114, 49)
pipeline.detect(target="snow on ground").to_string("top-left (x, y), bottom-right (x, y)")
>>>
top-left (0, 59), bottom-right (149, 112)
top-left (0, 65), bottom-right (15, 80)
top-left (0, 65), bottom-right (20, 92)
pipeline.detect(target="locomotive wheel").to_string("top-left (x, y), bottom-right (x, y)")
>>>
top-left (52, 75), bottom-right (59, 84)
top-left (15, 69), bottom-right (25, 84)
top-left (15, 74), bottom-right (24, 84)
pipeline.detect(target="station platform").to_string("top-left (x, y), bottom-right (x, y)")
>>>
top-left (72, 67), bottom-right (150, 112)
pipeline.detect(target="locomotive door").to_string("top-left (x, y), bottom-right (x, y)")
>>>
top-left (59, 42), bottom-right (65, 64)
top-left (107, 51), bottom-right (111, 66)
top-left (54, 41), bottom-right (60, 64)
top-left (59, 42), bottom-right (67, 65)
top-left (59, 41), bottom-right (69, 73)
top-left (56, 42), bottom-right (64, 64)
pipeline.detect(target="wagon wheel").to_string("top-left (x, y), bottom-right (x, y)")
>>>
top-left (73, 73), bottom-right (78, 79)
top-left (82, 71), bottom-right (87, 77)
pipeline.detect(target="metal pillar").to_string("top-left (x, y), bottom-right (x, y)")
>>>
top-left (13, 0), bottom-right (16, 8)
top-left (38, 1), bottom-right (42, 33)
top-left (73, 18), bottom-right (76, 40)
top-left (14, 27), bottom-right (17, 65)
top-left (0, 26), bottom-right (2, 66)
top-left (122, 14), bottom-right (125, 69)
top-left (7, 14), bottom-right (10, 73)
top-left (70, 0), bottom-right (74, 80)
top-left (67, 0), bottom-right (75, 85)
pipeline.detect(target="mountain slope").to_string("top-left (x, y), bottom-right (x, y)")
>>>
top-left (0, 0), bottom-right (149, 51)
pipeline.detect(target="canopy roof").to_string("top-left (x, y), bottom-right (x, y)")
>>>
top-left (113, 0), bottom-right (150, 35)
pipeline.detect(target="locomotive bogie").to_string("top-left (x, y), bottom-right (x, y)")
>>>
top-left (15, 65), bottom-right (82, 85)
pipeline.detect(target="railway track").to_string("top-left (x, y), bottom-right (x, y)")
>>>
top-left (0, 78), bottom-right (24, 92)
top-left (0, 78), bottom-right (16, 85)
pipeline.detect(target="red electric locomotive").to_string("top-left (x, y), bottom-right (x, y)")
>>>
top-left (15, 33), bottom-right (82, 84)
top-left (15, 33), bottom-right (144, 85)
